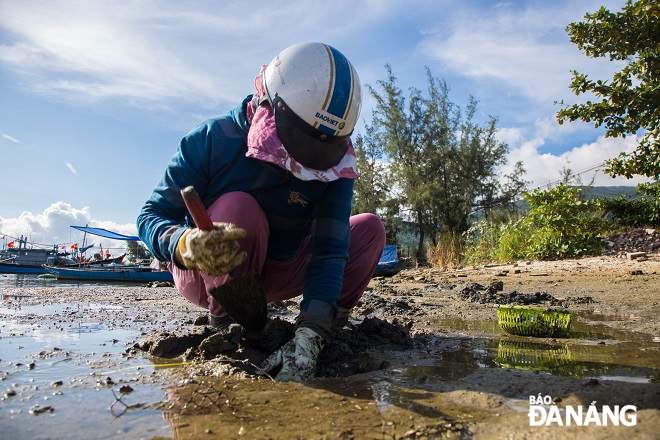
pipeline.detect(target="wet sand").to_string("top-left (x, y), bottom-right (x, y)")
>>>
top-left (1, 254), bottom-right (659, 439)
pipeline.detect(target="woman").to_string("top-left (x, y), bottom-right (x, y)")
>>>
top-left (137, 42), bottom-right (385, 382)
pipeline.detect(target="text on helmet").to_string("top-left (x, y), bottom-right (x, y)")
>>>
top-left (315, 112), bottom-right (343, 128)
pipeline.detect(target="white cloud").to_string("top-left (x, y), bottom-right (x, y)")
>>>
top-left (418, 1), bottom-right (625, 107)
top-left (0, 1), bottom-right (249, 109)
top-left (64, 161), bottom-right (77, 174)
top-left (504, 134), bottom-right (650, 189)
top-left (1, 133), bottom-right (20, 143)
top-left (0, 0), bottom-right (388, 111)
top-left (0, 202), bottom-right (138, 254)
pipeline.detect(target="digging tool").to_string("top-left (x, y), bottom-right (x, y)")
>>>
top-left (180, 186), bottom-right (267, 331)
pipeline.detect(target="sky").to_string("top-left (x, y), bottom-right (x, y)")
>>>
top-left (0, 0), bottom-right (648, 253)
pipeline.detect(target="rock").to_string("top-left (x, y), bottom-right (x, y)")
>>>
top-left (489, 280), bottom-right (504, 291)
top-left (199, 333), bottom-right (236, 356)
top-left (603, 229), bottom-right (660, 256)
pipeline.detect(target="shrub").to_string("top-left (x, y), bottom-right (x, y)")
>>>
top-left (427, 232), bottom-right (463, 268)
top-left (462, 214), bottom-right (530, 265)
top-left (520, 185), bottom-right (608, 259)
top-left (600, 182), bottom-right (660, 227)
top-left (463, 184), bottom-right (609, 264)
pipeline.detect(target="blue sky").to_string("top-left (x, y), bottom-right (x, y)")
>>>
top-left (0, 0), bottom-right (646, 251)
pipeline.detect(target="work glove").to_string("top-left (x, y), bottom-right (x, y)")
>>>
top-left (259, 327), bottom-right (325, 382)
top-left (209, 312), bottom-right (236, 332)
top-left (174, 223), bottom-right (247, 277)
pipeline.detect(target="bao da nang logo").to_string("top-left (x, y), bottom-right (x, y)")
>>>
top-left (529, 395), bottom-right (637, 427)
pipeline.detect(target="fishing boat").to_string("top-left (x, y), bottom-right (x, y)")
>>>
top-left (0, 235), bottom-right (64, 274)
top-left (40, 225), bottom-right (172, 283)
top-left (43, 264), bottom-right (173, 282)
top-left (59, 253), bottom-right (127, 267)
top-left (0, 234), bottom-right (125, 274)
top-left (0, 247), bottom-right (57, 274)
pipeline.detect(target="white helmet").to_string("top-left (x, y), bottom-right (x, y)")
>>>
top-left (263, 42), bottom-right (362, 170)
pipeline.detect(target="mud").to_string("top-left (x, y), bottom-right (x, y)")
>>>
top-left (137, 317), bottom-right (417, 382)
top-left (1, 255), bottom-right (659, 439)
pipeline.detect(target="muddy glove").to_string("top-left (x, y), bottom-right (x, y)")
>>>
top-left (209, 312), bottom-right (236, 332)
top-left (259, 299), bottom-right (333, 382)
top-left (174, 223), bottom-right (247, 277)
top-left (259, 327), bottom-right (325, 382)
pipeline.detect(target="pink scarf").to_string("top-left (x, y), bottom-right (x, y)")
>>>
top-left (245, 66), bottom-right (359, 182)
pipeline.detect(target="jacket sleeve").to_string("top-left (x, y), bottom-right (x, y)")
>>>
top-left (136, 121), bottom-right (216, 264)
top-left (299, 177), bottom-right (354, 315)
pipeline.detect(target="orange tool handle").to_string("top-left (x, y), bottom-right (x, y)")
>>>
top-left (180, 186), bottom-right (214, 231)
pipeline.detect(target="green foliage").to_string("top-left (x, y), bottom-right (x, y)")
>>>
top-left (463, 185), bottom-right (609, 264)
top-left (356, 64), bottom-right (527, 261)
top-left (600, 182), bottom-right (660, 227)
top-left (556, 0), bottom-right (660, 179)
top-left (353, 129), bottom-right (402, 244)
top-left (126, 241), bottom-right (152, 262)
top-left (353, 130), bottom-right (388, 216)
top-left (463, 216), bottom-right (531, 265)
top-left (522, 185), bottom-right (608, 259)
top-left (463, 221), bottom-right (497, 265)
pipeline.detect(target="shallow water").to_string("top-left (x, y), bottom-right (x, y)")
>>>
top-left (435, 314), bottom-right (660, 383)
top-left (0, 301), bottom-right (173, 439)
top-left (1, 296), bottom-right (658, 439)
top-left (0, 273), bottom-right (150, 289)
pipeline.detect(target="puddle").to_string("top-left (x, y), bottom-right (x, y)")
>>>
top-left (436, 313), bottom-right (655, 342)
top-left (0, 316), bottom-right (174, 439)
top-left (0, 273), bottom-right (154, 289)
top-left (365, 332), bottom-right (659, 428)
top-left (434, 314), bottom-right (659, 384)
top-left (1, 299), bottom-right (658, 439)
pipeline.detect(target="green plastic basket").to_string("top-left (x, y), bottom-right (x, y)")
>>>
top-left (497, 306), bottom-right (572, 338)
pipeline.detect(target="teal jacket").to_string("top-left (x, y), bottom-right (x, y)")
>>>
top-left (137, 96), bottom-right (353, 312)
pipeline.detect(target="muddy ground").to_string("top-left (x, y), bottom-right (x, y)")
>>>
top-left (1, 254), bottom-right (659, 439)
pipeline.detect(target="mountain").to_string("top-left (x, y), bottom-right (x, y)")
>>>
top-left (577, 186), bottom-right (639, 200)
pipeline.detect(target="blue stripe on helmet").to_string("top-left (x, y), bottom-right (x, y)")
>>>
top-left (325, 46), bottom-right (353, 120)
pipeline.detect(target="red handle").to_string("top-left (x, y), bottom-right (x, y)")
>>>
top-left (180, 186), bottom-right (214, 231)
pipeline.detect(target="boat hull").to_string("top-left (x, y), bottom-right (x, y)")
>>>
top-left (0, 262), bottom-right (48, 274)
top-left (44, 266), bottom-right (173, 282)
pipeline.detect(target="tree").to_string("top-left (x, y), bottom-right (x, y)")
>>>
top-left (126, 240), bottom-right (152, 262)
top-left (556, 0), bottom-right (660, 179)
top-left (352, 129), bottom-right (388, 216)
top-left (364, 65), bottom-right (526, 260)
top-left (353, 128), bottom-right (402, 243)
top-left (366, 65), bottom-right (428, 259)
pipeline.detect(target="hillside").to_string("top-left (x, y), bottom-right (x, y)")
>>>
top-left (577, 185), bottom-right (639, 199)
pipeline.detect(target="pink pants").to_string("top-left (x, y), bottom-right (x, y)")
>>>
top-left (168, 191), bottom-right (386, 316)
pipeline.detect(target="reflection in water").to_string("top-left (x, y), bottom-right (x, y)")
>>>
top-left (436, 315), bottom-right (659, 383)
top-left (494, 339), bottom-right (574, 371)
top-left (0, 273), bottom-right (149, 288)
top-left (393, 335), bottom-right (658, 387)
top-left (493, 338), bottom-right (659, 382)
